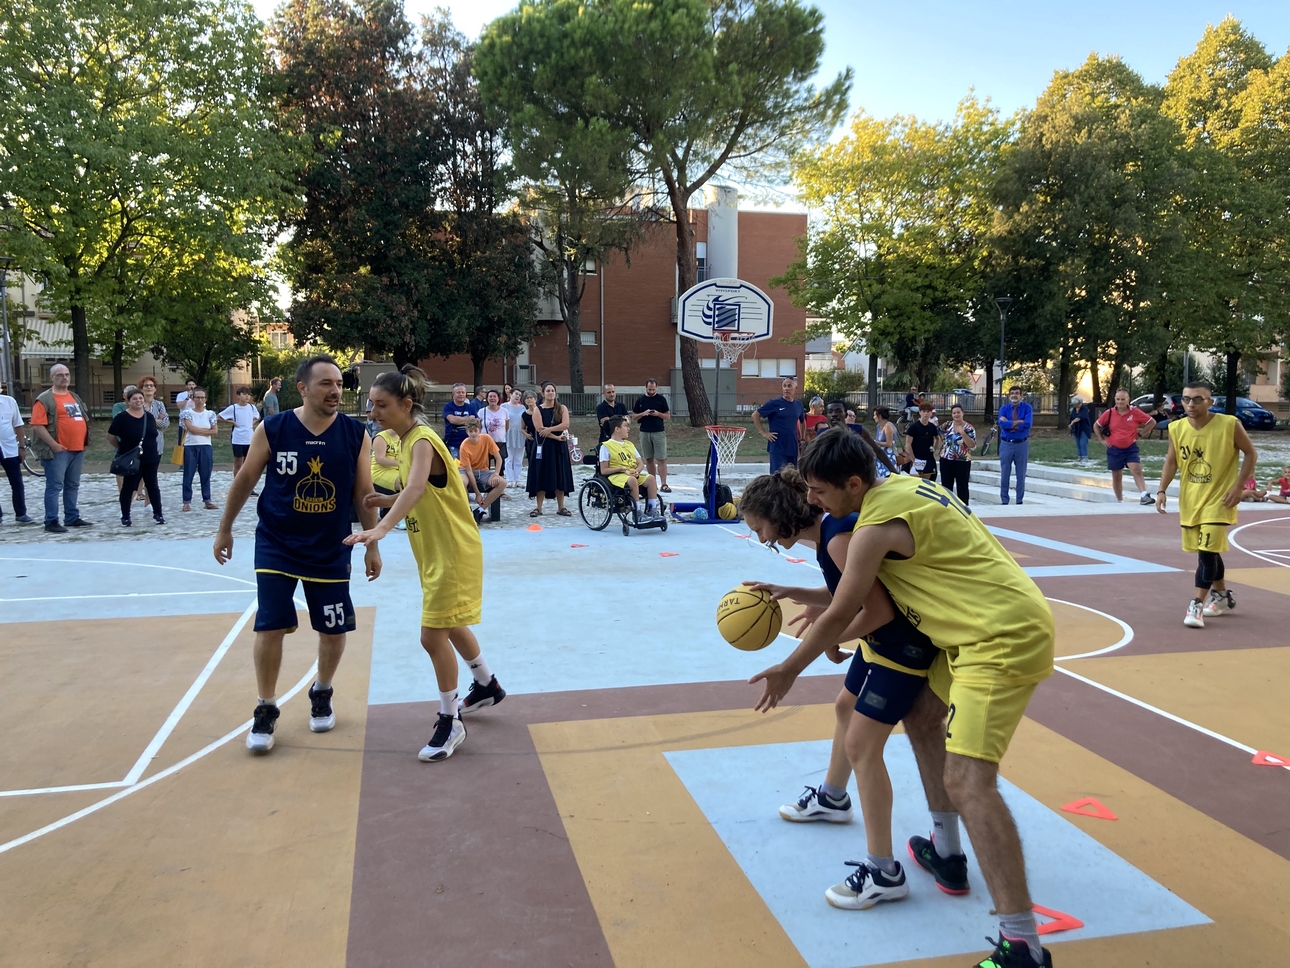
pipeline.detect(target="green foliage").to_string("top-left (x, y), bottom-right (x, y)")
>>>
top-left (803, 368), bottom-right (866, 401)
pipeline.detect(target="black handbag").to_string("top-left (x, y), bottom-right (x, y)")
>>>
top-left (110, 444), bottom-right (142, 477)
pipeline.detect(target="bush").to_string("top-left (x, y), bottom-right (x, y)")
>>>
top-left (804, 368), bottom-right (867, 400)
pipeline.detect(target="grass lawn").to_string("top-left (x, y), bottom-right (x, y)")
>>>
top-left (991, 429), bottom-right (1289, 480)
top-left (84, 419), bottom-right (237, 468)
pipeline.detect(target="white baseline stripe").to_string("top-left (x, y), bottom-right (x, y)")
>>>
top-left (1, 590), bottom-right (252, 603)
top-left (0, 661), bottom-right (319, 856)
top-left (0, 781), bottom-right (130, 799)
top-left (0, 556), bottom-right (258, 587)
top-left (122, 599), bottom-right (258, 785)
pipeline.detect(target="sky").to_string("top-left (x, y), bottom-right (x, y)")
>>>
top-left (251, 0), bottom-right (1290, 122)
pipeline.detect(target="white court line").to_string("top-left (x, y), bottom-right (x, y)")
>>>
top-left (0, 781), bottom-right (130, 799)
top-left (1, 590), bottom-right (253, 603)
top-left (1047, 599), bottom-right (1134, 660)
top-left (1230, 516), bottom-right (1290, 568)
top-left (0, 556), bottom-right (258, 587)
top-left (122, 600), bottom-right (258, 784)
top-left (0, 661), bottom-right (319, 856)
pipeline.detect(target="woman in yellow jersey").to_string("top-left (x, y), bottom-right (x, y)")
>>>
top-left (1156, 381), bottom-right (1258, 629)
top-left (346, 366), bottom-right (506, 762)
top-left (751, 429), bottom-right (1056, 968)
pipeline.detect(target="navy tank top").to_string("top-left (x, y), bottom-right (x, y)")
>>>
top-left (255, 410), bottom-right (364, 581)
top-left (816, 512), bottom-right (858, 594)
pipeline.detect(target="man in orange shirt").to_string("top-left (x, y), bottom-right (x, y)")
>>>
top-left (457, 418), bottom-right (505, 524)
top-left (30, 363), bottom-right (93, 533)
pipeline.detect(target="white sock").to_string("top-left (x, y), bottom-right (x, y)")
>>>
top-left (867, 853), bottom-right (899, 877)
top-left (258, 696), bottom-right (276, 706)
top-left (313, 679), bottom-right (331, 691)
top-left (468, 656), bottom-right (492, 686)
top-left (931, 811), bottom-right (962, 857)
top-left (1140, 491), bottom-right (1150, 499)
top-left (439, 689), bottom-right (458, 717)
top-left (647, 498), bottom-right (658, 509)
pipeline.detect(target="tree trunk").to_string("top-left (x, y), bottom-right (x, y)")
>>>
top-left (1105, 344), bottom-right (1125, 402)
top-left (670, 198), bottom-right (712, 426)
top-left (1152, 347), bottom-right (1168, 408)
top-left (867, 351), bottom-right (878, 410)
top-left (112, 329), bottom-right (125, 399)
top-left (1224, 350), bottom-right (1239, 414)
top-left (1056, 343), bottom-right (1072, 415)
top-left (71, 303), bottom-right (91, 403)
top-left (563, 259), bottom-right (586, 394)
top-left (1089, 343), bottom-right (1102, 408)
top-left (983, 358), bottom-right (994, 423)
top-left (471, 353), bottom-right (486, 390)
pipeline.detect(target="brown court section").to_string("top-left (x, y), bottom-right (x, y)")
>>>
top-left (0, 610), bottom-right (374, 968)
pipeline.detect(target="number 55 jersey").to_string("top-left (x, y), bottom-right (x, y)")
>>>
top-left (256, 410), bottom-right (365, 581)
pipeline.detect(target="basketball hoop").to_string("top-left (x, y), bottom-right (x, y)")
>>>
top-left (715, 331), bottom-right (756, 369)
top-left (706, 425), bottom-right (746, 468)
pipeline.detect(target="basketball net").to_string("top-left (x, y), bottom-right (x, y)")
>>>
top-left (705, 425), bottom-right (746, 468)
top-left (715, 331), bottom-right (756, 369)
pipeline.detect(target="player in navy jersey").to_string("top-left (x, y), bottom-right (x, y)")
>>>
top-left (214, 355), bottom-right (383, 753)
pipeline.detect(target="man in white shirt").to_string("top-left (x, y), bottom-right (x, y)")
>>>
top-left (180, 387), bottom-right (219, 511)
top-left (218, 385), bottom-right (262, 478)
top-left (0, 386), bottom-right (32, 523)
top-left (175, 379), bottom-right (197, 444)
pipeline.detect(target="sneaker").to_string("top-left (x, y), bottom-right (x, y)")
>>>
top-left (472, 505), bottom-right (486, 525)
top-left (1202, 589), bottom-right (1236, 617)
top-left (121, 515), bottom-right (132, 527)
top-left (779, 785), bottom-right (853, 823)
top-left (907, 835), bottom-right (970, 894)
top-left (308, 684), bottom-right (336, 732)
top-left (66, 518), bottom-right (93, 528)
top-left (1139, 493), bottom-right (1155, 506)
top-left (246, 702), bottom-right (280, 753)
top-left (44, 520), bottom-right (67, 533)
top-left (1184, 598), bottom-right (1205, 628)
top-left (824, 860), bottom-right (909, 910)
top-left (459, 675), bottom-right (506, 714)
top-left (154, 515), bottom-right (166, 525)
top-left (15, 514), bottom-right (33, 523)
top-left (973, 935), bottom-right (1052, 967)
top-left (418, 713), bottom-right (466, 761)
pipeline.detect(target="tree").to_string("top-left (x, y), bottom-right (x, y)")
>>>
top-left (0, 0), bottom-right (295, 395)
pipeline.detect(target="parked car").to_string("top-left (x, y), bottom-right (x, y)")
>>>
top-left (1129, 393), bottom-right (1184, 417)
top-left (1209, 396), bottom-right (1277, 431)
top-left (947, 388), bottom-right (976, 401)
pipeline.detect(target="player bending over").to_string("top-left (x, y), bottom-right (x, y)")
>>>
top-left (739, 468), bottom-right (950, 912)
top-left (751, 428), bottom-right (1057, 968)
top-left (1156, 382), bottom-right (1258, 628)
top-left (346, 366), bottom-right (506, 762)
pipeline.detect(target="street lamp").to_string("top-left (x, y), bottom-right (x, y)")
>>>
top-left (994, 295), bottom-right (1013, 416)
top-left (0, 256), bottom-right (14, 397)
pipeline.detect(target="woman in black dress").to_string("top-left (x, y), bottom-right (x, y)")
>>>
top-left (526, 381), bottom-right (574, 516)
top-left (106, 387), bottom-right (163, 526)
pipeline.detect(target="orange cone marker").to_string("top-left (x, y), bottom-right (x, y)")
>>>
top-left (1033, 904), bottom-right (1084, 935)
top-left (1060, 797), bottom-right (1117, 821)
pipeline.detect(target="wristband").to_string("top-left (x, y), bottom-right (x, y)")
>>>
top-left (1156, 490), bottom-right (1166, 495)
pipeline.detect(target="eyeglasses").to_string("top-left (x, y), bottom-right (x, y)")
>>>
top-left (1180, 396), bottom-right (1211, 404)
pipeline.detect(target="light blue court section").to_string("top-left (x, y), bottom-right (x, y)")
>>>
top-left (664, 737), bottom-right (1209, 968)
top-left (985, 526), bottom-right (1180, 578)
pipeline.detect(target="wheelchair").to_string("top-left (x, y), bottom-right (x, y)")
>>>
top-left (577, 471), bottom-right (668, 536)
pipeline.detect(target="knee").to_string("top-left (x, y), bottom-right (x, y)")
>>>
top-left (834, 689), bottom-right (854, 724)
top-left (942, 754), bottom-right (996, 806)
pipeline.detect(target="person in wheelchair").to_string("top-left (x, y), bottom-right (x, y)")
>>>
top-left (599, 416), bottom-right (662, 522)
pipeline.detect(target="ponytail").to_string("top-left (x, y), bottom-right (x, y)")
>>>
top-left (371, 364), bottom-right (429, 424)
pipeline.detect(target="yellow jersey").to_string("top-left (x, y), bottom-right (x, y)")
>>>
top-left (600, 438), bottom-right (640, 480)
top-left (371, 429), bottom-right (401, 491)
top-left (856, 475), bottom-right (1053, 685)
top-left (398, 425), bottom-right (482, 627)
top-left (1168, 413), bottom-right (1239, 527)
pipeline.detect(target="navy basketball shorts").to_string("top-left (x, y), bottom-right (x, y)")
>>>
top-left (254, 571), bottom-right (356, 635)
top-left (842, 650), bottom-right (927, 726)
top-left (231, 443), bottom-right (250, 459)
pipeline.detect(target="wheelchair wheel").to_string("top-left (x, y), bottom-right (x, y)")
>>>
top-left (660, 514), bottom-right (668, 532)
top-left (622, 521), bottom-right (630, 536)
top-left (578, 477), bottom-right (613, 531)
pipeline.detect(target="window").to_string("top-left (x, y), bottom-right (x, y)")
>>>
top-left (568, 329), bottom-right (597, 345)
top-left (583, 257), bottom-right (597, 274)
top-left (741, 358), bottom-right (797, 378)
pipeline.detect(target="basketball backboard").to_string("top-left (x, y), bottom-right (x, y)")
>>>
top-left (677, 278), bottom-right (773, 343)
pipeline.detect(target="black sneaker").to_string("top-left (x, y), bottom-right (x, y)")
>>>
top-left (245, 702), bottom-right (280, 753)
top-left (308, 684), bottom-right (336, 732)
top-left (121, 515), bottom-right (132, 527)
top-left (66, 518), bottom-right (93, 528)
top-left (154, 514), bottom-right (166, 525)
top-left (974, 935), bottom-right (1052, 967)
top-left (44, 520), bottom-right (67, 533)
top-left (459, 675), bottom-right (506, 714)
top-left (908, 834), bottom-right (970, 894)
top-left (418, 713), bottom-right (466, 761)
top-left (472, 505), bottom-right (487, 525)
top-left (16, 514), bottom-right (34, 523)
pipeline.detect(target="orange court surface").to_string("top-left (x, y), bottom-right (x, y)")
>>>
top-left (2, 507), bottom-right (1289, 967)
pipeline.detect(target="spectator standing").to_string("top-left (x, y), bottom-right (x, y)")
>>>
top-left (502, 382), bottom-right (514, 402)
top-left (111, 385), bottom-right (138, 418)
top-left (107, 387), bottom-right (163, 526)
top-left (219, 386), bottom-right (262, 479)
top-left (997, 387), bottom-right (1032, 505)
top-left (527, 381), bottom-right (574, 516)
top-left (1094, 389), bottom-right (1156, 505)
top-left (262, 377), bottom-right (282, 418)
top-left (938, 405), bottom-right (976, 504)
top-left (753, 377), bottom-right (805, 473)
top-left (30, 363), bottom-right (93, 533)
top-left (180, 388), bottom-right (219, 511)
top-left (502, 389), bottom-right (527, 486)
top-left (902, 402), bottom-right (941, 481)
top-left (468, 386), bottom-right (488, 417)
top-left (632, 378), bottom-right (671, 492)
top-left (804, 397), bottom-right (829, 441)
top-left (442, 383), bottom-right (473, 457)
top-left (596, 383), bottom-right (628, 444)
top-left (139, 376), bottom-right (170, 463)
top-left (481, 389), bottom-right (509, 472)
top-left (826, 401), bottom-right (897, 476)
top-left (1068, 398), bottom-right (1092, 462)
top-left (520, 389), bottom-right (539, 474)
top-left (458, 418), bottom-right (505, 523)
top-left (175, 379), bottom-right (197, 444)
top-left (0, 384), bottom-right (32, 523)
top-left (872, 406), bottom-right (899, 475)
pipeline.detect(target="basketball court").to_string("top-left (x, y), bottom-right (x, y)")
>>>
top-left (3, 502), bottom-right (1289, 967)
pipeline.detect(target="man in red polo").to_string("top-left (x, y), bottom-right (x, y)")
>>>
top-left (1095, 389), bottom-right (1156, 504)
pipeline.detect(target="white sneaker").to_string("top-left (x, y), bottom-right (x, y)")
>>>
top-left (1139, 493), bottom-right (1155, 506)
top-left (825, 861), bottom-right (909, 910)
top-left (246, 702), bottom-right (279, 753)
top-left (1202, 589), bottom-right (1235, 617)
top-left (418, 713), bottom-right (466, 761)
top-left (779, 785), bottom-right (853, 823)
top-left (1184, 599), bottom-right (1205, 628)
top-left (308, 684), bottom-right (336, 732)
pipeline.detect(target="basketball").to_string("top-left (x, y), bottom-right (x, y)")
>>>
top-left (693, 507), bottom-right (709, 520)
top-left (717, 502), bottom-right (737, 520)
top-left (716, 587), bottom-right (783, 651)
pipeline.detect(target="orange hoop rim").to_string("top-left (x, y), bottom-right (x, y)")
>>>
top-left (705, 425), bottom-right (746, 433)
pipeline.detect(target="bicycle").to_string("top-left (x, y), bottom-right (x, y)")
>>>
top-left (22, 447), bottom-right (44, 477)
top-left (976, 425), bottom-right (997, 457)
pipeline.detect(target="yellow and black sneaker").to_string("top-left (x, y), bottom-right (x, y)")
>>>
top-left (974, 936), bottom-right (1052, 967)
top-left (908, 834), bottom-right (970, 894)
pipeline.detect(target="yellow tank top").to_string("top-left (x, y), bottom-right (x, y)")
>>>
top-left (856, 475), bottom-right (1053, 684)
top-left (370, 429), bottom-right (401, 491)
top-left (601, 437), bottom-right (638, 475)
top-left (1168, 413), bottom-right (1239, 527)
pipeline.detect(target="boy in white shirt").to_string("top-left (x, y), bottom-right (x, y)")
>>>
top-left (218, 386), bottom-right (262, 478)
top-left (599, 416), bottom-right (661, 521)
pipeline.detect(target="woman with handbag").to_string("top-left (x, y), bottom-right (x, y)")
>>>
top-left (107, 387), bottom-right (163, 526)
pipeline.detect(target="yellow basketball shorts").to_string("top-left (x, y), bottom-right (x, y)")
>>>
top-left (607, 471), bottom-right (650, 489)
top-left (943, 677), bottom-right (1038, 764)
top-left (1181, 523), bottom-right (1229, 554)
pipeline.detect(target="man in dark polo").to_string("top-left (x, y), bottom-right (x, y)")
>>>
top-left (632, 379), bottom-right (671, 492)
top-left (596, 383), bottom-right (628, 444)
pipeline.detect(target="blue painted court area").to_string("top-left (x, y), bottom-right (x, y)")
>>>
top-left (665, 738), bottom-right (1210, 968)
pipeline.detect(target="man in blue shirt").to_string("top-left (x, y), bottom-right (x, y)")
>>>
top-left (753, 378), bottom-right (804, 473)
top-left (442, 383), bottom-right (474, 456)
top-left (997, 386), bottom-right (1032, 504)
